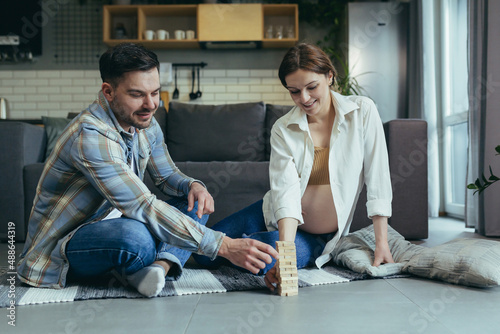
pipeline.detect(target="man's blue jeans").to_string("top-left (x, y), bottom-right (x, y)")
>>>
top-left (193, 200), bottom-right (334, 275)
top-left (66, 197), bottom-right (208, 282)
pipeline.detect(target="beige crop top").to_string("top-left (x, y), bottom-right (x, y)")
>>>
top-left (308, 146), bottom-right (330, 185)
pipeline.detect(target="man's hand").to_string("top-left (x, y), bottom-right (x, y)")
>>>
top-left (188, 182), bottom-right (214, 219)
top-left (217, 236), bottom-right (279, 274)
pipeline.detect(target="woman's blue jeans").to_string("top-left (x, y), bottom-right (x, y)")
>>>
top-left (66, 197), bottom-right (208, 282)
top-left (193, 200), bottom-right (334, 275)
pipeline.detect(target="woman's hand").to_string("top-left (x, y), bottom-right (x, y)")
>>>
top-left (264, 263), bottom-right (279, 291)
top-left (372, 216), bottom-right (395, 266)
top-left (373, 241), bottom-right (394, 267)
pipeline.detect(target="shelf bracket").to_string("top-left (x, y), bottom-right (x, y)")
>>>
top-left (172, 62), bottom-right (207, 68)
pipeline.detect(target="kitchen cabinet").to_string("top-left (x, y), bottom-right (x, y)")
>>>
top-left (198, 4), bottom-right (263, 42)
top-left (103, 4), bottom-right (298, 49)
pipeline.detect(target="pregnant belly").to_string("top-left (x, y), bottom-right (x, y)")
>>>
top-left (300, 184), bottom-right (338, 234)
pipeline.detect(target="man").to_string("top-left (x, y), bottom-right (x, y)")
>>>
top-left (17, 43), bottom-right (278, 297)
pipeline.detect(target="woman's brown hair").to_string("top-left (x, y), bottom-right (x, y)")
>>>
top-left (278, 43), bottom-right (337, 88)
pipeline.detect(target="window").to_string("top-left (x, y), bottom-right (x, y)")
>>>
top-left (441, 0), bottom-right (468, 218)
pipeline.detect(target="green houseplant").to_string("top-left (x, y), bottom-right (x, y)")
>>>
top-left (265, 0), bottom-right (366, 96)
top-left (322, 47), bottom-right (369, 96)
top-left (467, 145), bottom-right (500, 194)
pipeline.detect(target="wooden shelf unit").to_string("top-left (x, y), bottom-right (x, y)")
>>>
top-left (103, 4), bottom-right (298, 49)
top-left (262, 4), bottom-right (298, 48)
top-left (103, 5), bottom-right (198, 49)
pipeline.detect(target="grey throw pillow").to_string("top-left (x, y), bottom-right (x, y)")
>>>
top-left (166, 102), bottom-right (266, 162)
top-left (402, 238), bottom-right (500, 287)
top-left (41, 116), bottom-right (72, 160)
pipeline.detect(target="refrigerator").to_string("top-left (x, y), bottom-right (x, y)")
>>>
top-left (347, 1), bottom-right (410, 122)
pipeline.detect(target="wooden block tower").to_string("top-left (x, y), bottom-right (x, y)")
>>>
top-left (275, 241), bottom-right (298, 296)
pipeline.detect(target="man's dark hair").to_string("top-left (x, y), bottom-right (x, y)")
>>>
top-left (99, 43), bottom-right (160, 87)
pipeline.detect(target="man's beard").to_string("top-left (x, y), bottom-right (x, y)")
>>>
top-left (109, 99), bottom-right (154, 130)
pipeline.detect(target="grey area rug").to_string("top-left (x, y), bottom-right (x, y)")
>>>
top-left (0, 265), bottom-right (404, 307)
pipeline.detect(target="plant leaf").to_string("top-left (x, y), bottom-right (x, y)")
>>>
top-left (482, 173), bottom-right (491, 185)
top-left (490, 174), bottom-right (500, 181)
top-left (486, 166), bottom-right (499, 181)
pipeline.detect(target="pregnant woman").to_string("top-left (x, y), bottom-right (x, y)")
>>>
top-left (194, 43), bottom-right (394, 291)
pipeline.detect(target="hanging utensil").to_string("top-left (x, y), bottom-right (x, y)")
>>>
top-left (172, 67), bottom-right (179, 99)
top-left (196, 66), bottom-right (202, 98)
top-left (0, 98), bottom-right (7, 119)
top-left (189, 66), bottom-right (197, 100)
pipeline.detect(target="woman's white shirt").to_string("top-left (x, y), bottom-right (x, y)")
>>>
top-left (262, 90), bottom-right (392, 268)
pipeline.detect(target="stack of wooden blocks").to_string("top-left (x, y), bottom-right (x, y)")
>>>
top-left (275, 241), bottom-right (298, 296)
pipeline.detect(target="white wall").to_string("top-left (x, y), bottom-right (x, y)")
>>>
top-left (0, 68), bottom-right (293, 119)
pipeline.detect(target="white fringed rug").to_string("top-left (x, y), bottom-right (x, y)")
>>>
top-left (0, 265), bottom-right (374, 307)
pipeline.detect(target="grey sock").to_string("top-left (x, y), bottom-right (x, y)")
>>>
top-left (126, 264), bottom-right (166, 297)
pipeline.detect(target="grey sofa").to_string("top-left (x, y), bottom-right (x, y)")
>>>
top-left (0, 101), bottom-right (428, 242)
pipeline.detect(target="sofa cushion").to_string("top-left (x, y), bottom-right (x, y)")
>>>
top-left (144, 161), bottom-right (271, 226)
top-left (166, 102), bottom-right (266, 162)
top-left (24, 163), bottom-right (45, 227)
top-left (42, 116), bottom-right (72, 160)
top-left (264, 104), bottom-right (293, 159)
top-left (153, 106), bottom-right (168, 137)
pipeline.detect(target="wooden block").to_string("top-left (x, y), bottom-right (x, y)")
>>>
top-left (278, 284), bottom-right (295, 290)
top-left (276, 241), bottom-right (294, 247)
top-left (276, 267), bottom-right (297, 279)
top-left (278, 285), bottom-right (298, 295)
top-left (278, 260), bottom-right (297, 266)
top-left (280, 267), bottom-right (298, 272)
top-left (278, 271), bottom-right (298, 276)
top-left (279, 273), bottom-right (297, 278)
top-left (280, 289), bottom-right (298, 296)
top-left (279, 259), bottom-right (296, 264)
top-left (276, 246), bottom-right (296, 252)
top-left (278, 273), bottom-right (297, 278)
top-left (278, 254), bottom-right (295, 259)
top-left (279, 254), bottom-right (296, 259)
top-left (278, 270), bottom-right (297, 276)
top-left (276, 245), bottom-right (296, 251)
top-left (279, 280), bottom-right (295, 285)
top-left (279, 276), bottom-right (298, 282)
